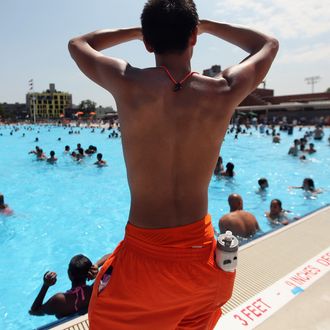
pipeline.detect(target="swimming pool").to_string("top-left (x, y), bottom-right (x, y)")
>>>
top-left (0, 124), bottom-right (329, 329)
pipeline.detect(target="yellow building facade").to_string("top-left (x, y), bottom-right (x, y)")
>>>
top-left (26, 83), bottom-right (72, 120)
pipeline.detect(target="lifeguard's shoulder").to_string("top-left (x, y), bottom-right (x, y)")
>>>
top-left (195, 74), bottom-right (229, 89)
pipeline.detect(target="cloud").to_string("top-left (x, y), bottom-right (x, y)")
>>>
top-left (215, 0), bottom-right (330, 39)
top-left (278, 42), bottom-right (330, 64)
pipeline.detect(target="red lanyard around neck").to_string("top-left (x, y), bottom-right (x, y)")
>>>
top-left (159, 66), bottom-right (197, 92)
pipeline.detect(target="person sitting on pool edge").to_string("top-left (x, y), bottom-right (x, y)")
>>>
top-left (218, 193), bottom-right (260, 238)
top-left (265, 199), bottom-right (289, 226)
top-left (29, 254), bottom-right (94, 318)
top-left (0, 193), bottom-right (13, 216)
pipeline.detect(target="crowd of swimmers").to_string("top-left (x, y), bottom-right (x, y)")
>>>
top-left (28, 143), bottom-right (107, 167)
top-left (1, 121), bottom-right (328, 319)
top-left (213, 123), bottom-right (326, 245)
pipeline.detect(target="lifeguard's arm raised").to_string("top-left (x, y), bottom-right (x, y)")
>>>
top-left (68, 28), bottom-right (142, 95)
top-left (198, 20), bottom-right (279, 104)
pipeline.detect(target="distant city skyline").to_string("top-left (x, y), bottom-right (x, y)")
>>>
top-left (1, 0), bottom-right (329, 108)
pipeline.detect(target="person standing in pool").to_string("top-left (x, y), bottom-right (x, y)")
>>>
top-left (218, 193), bottom-right (260, 238)
top-left (47, 150), bottom-right (58, 164)
top-left (94, 153), bottom-right (107, 167)
top-left (265, 199), bottom-right (289, 226)
top-left (221, 161), bottom-right (235, 177)
top-left (288, 139), bottom-right (299, 156)
top-left (68, 0), bottom-right (278, 328)
top-left (258, 177), bottom-right (269, 191)
top-left (290, 178), bottom-right (322, 194)
top-left (0, 193), bottom-right (13, 216)
top-left (213, 156), bottom-right (224, 176)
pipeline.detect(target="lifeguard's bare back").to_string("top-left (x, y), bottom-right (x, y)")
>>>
top-left (69, 2), bottom-right (278, 230)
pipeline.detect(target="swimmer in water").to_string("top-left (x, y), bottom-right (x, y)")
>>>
top-left (94, 153), bottom-right (107, 167)
top-left (47, 151), bottom-right (58, 164)
top-left (29, 255), bottom-right (94, 318)
top-left (221, 162), bottom-right (235, 177)
top-left (219, 193), bottom-right (260, 238)
top-left (288, 139), bottom-right (299, 156)
top-left (304, 143), bottom-right (316, 154)
top-left (76, 148), bottom-right (85, 161)
top-left (265, 199), bottom-right (289, 226)
top-left (213, 156), bottom-right (224, 176)
top-left (0, 193), bottom-right (13, 216)
top-left (257, 177), bottom-right (269, 192)
top-left (29, 146), bottom-right (40, 155)
top-left (36, 148), bottom-right (47, 161)
top-left (289, 178), bottom-right (322, 194)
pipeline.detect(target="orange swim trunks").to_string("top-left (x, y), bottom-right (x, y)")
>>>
top-left (88, 215), bottom-right (235, 330)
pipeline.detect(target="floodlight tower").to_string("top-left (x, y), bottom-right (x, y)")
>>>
top-left (305, 76), bottom-right (320, 93)
top-left (28, 79), bottom-right (36, 124)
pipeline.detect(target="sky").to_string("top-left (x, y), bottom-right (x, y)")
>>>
top-left (1, 0), bottom-right (329, 109)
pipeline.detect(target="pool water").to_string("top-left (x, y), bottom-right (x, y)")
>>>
top-left (0, 124), bottom-right (329, 330)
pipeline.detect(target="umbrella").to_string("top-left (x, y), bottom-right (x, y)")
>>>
top-left (89, 112), bottom-right (96, 115)
top-left (75, 111), bottom-right (84, 116)
top-left (59, 114), bottom-right (65, 118)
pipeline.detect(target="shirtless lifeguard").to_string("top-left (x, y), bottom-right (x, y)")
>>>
top-left (69, 1), bottom-right (278, 328)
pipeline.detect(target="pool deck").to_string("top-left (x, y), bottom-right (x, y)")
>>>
top-left (39, 205), bottom-right (330, 330)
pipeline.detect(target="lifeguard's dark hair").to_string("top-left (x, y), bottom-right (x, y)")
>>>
top-left (141, 0), bottom-right (199, 54)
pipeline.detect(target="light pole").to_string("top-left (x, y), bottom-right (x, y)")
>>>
top-left (305, 76), bottom-right (320, 93)
top-left (33, 95), bottom-right (36, 124)
top-left (28, 79), bottom-right (36, 124)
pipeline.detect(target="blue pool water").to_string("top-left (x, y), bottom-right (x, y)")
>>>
top-left (0, 124), bottom-right (329, 329)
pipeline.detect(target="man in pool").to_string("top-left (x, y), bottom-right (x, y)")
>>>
top-left (47, 150), bottom-right (58, 164)
top-left (219, 193), bottom-right (260, 238)
top-left (94, 153), bottom-right (107, 167)
top-left (68, 0), bottom-right (278, 328)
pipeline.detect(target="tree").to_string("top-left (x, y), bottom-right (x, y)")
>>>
top-left (78, 100), bottom-right (97, 114)
top-left (0, 104), bottom-right (4, 120)
top-left (326, 87), bottom-right (330, 93)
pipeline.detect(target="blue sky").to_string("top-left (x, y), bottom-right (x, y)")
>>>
top-left (1, 0), bottom-right (329, 108)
